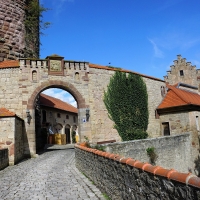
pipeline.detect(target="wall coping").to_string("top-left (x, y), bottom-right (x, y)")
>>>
top-left (75, 142), bottom-right (200, 188)
top-left (103, 132), bottom-right (190, 147)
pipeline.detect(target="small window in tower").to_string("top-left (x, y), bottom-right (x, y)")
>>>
top-left (75, 72), bottom-right (80, 81)
top-left (196, 116), bottom-right (199, 131)
top-left (180, 70), bottom-right (184, 76)
top-left (57, 113), bottom-right (61, 118)
top-left (32, 70), bottom-right (37, 82)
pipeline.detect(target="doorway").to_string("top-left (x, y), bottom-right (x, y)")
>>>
top-left (65, 125), bottom-right (71, 144)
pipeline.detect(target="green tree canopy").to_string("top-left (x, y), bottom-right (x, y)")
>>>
top-left (104, 71), bottom-right (149, 141)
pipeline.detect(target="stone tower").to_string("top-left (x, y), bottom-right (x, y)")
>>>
top-left (0, 0), bottom-right (39, 61)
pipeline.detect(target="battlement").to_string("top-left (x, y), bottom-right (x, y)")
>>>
top-left (19, 58), bottom-right (89, 72)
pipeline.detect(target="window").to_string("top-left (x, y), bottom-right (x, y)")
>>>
top-left (196, 116), bottom-right (199, 131)
top-left (180, 70), bottom-right (184, 76)
top-left (32, 70), bottom-right (37, 82)
top-left (57, 113), bottom-right (61, 118)
top-left (73, 116), bottom-right (76, 123)
top-left (75, 72), bottom-right (80, 81)
top-left (66, 115), bottom-right (69, 119)
top-left (162, 122), bottom-right (170, 136)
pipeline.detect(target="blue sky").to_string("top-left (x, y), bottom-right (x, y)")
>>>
top-left (40, 0), bottom-right (200, 105)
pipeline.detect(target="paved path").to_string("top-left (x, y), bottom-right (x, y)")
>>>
top-left (0, 149), bottom-right (105, 200)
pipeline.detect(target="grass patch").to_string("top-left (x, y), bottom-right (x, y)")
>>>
top-left (103, 193), bottom-right (111, 200)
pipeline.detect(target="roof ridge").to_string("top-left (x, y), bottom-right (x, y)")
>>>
top-left (40, 93), bottom-right (78, 113)
top-left (40, 93), bottom-right (75, 108)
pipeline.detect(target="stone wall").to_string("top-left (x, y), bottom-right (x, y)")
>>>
top-left (159, 111), bottom-right (200, 173)
top-left (88, 67), bottom-right (165, 142)
top-left (0, 116), bottom-right (24, 165)
top-left (104, 133), bottom-right (192, 173)
top-left (14, 117), bottom-right (24, 163)
top-left (0, 148), bottom-right (9, 170)
top-left (75, 144), bottom-right (200, 200)
top-left (0, 0), bottom-right (39, 61)
top-left (0, 57), bottom-right (165, 156)
top-left (0, 0), bottom-right (26, 61)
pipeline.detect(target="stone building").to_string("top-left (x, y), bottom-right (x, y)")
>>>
top-left (0, 108), bottom-right (24, 165)
top-left (164, 55), bottom-right (200, 87)
top-left (39, 93), bottom-right (78, 147)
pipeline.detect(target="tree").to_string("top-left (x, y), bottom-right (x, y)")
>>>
top-left (104, 71), bottom-right (148, 141)
top-left (25, 0), bottom-right (51, 58)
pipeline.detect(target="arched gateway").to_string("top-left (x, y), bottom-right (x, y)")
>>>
top-left (0, 54), bottom-right (165, 162)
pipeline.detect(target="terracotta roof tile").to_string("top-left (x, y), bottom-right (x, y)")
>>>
top-left (157, 85), bottom-right (200, 109)
top-left (89, 63), bottom-right (164, 82)
top-left (40, 93), bottom-right (78, 113)
top-left (0, 60), bottom-right (19, 68)
top-left (0, 108), bottom-right (16, 117)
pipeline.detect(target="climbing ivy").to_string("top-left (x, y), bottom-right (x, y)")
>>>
top-left (104, 71), bottom-right (149, 141)
top-left (25, 0), bottom-right (50, 58)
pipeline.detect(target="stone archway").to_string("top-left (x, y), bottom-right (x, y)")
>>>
top-left (27, 80), bottom-right (86, 109)
top-left (25, 80), bottom-right (88, 156)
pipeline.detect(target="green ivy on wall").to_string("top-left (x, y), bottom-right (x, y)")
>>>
top-left (104, 71), bottom-right (149, 141)
top-left (25, 0), bottom-right (50, 58)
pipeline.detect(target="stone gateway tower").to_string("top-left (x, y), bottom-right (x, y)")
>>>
top-left (0, 0), bottom-right (39, 61)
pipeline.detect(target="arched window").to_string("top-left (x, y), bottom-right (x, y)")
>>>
top-left (75, 72), bottom-right (79, 81)
top-left (32, 70), bottom-right (37, 82)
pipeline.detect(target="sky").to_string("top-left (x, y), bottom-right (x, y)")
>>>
top-left (40, 0), bottom-right (200, 106)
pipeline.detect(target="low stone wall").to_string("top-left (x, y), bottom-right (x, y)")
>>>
top-left (0, 148), bottom-right (9, 170)
top-left (75, 144), bottom-right (200, 200)
top-left (104, 133), bottom-right (192, 173)
top-left (0, 116), bottom-right (25, 165)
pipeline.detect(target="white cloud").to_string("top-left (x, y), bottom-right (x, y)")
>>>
top-left (148, 38), bottom-right (164, 58)
top-left (52, 0), bottom-right (74, 16)
top-left (42, 88), bottom-right (77, 107)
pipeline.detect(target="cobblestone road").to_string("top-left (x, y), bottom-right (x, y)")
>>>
top-left (0, 149), bottom-right (105, 200)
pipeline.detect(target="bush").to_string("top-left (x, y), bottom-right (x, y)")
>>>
top-left (104, 71), bottom-right (148, 141)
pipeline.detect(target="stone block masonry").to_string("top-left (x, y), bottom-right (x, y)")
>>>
top-left (0, 0), bottom-right (39, 61)
top-left (75, 144), bottom-right (200, 200)
top-left (104, 133), bottom-right (192, 173)
top-left (0, 57), bottom-right (166, 157)
top-left (0, 0), bottom-right (26, 61)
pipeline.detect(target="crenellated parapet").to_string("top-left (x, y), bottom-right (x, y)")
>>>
top-left (164, 55), bottom-right (198, 86)
top-left (19, 56), bottom-right (90, 83)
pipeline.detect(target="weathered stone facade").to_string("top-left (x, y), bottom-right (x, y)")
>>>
top-left (0, 0), bottom-right (39, 61)
top-left (164, 55), bottom-right (200, 87)
top-left (104, 133), bottom-right (192, 173)
top-left (0, 57), bottom-right (165, 156)
top-left (0, 116), bottom-right (24, 165)
top-left (75, 145), bottom-right (200, 200)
